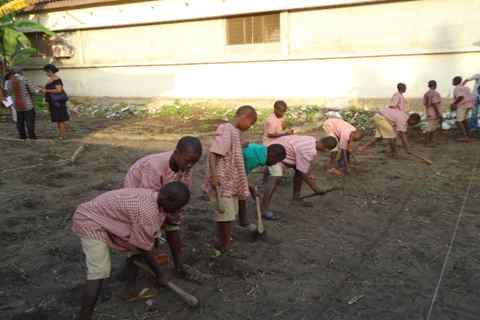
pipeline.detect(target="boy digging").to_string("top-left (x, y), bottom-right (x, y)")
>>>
top-left (238, 143), bottom-right (286, 227)
top-left (423, 80), bottom-right (442, 145)
top-left (72, 182), bottom-right (190, 320)
top-left (452, 76), bottom-right (475, 142)
top-left (359, 106), bottom-right (421, 156)
top-left (262, 135), bottom-right (337, 214)
top-left (123, 136), bottom-right (202, 272)
top-left (322, 118), bottom-right (364, 176)
top-left (205, 105), bottom-right (257, 253)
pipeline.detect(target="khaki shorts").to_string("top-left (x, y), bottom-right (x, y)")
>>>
top-left (374, 114), bottom-right (396, 139)
top-left (81, 238), bottom-right (111, 280)
top-left (268, 163), bottom-right (283, 177)
top-left (456, 108), bottom-right (471, 122)
top-left (210, 195), bottom-right (239, 222)
top-left (427, 119), bottom-right (440, 132)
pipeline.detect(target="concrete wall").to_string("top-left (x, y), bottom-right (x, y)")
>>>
top-left (23, 0), bottom-right (480, 101)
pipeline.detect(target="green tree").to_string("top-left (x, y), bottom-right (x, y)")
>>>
top-left (0, 0), bottom-right (55, 74)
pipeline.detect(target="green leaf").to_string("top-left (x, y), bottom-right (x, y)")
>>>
top-left (13, 19), bottom-right (55, 36)
top-left (12, 46), bottom-right (36, 65)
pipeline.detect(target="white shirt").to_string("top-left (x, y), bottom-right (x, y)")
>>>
top-left (466, 74), bottom-right (480, 97)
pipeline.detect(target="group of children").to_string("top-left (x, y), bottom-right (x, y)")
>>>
top-left (71, 75), bottom-right (478, 319)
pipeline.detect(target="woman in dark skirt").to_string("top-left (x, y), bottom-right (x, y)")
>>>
top-left (40, 64), bottom-right (69, 139)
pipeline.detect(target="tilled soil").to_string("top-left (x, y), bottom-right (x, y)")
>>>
top-left (1, 111), bottom-right (480, 320)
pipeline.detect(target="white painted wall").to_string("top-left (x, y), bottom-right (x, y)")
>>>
top-left (22, 0), bottom-right (480, 99)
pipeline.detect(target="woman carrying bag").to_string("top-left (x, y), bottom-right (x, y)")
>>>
top-left (39, 64), bottom-right (69, 140)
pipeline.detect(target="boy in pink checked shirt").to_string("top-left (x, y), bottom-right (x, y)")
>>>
top-left (451, 76), bottom-right (475, 142)
top-left (322, 118), bottom-right (364, 176)
top-left (123, 136), bottom-right (201, 276)
top-left (263, 100), bottom-right (294, 145)
top-left (391, 83), bottom-right (407, 112)
top-left (72, 182), bottom-right (190, 320)
top-left (423, 80), bottom-right (443, 145)
top-left (359, 107), bottom-right (421, 157)
top-left (124, 136), bottom-right (202, 191)
top-left (205, 105), bottom-right (257, 252)
top-left (262, 135), bottom-right (337, 214)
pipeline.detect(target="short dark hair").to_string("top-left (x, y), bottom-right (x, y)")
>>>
top-left (408, 113), bottom-right (421, 124)
top-left (397, 83), bottom-right (406, 91)
top-left (43, 64), bottom-right (59, 74)
top-left (4, 70), bottom-right (14, 82)
top-left (176, 136), bottom-right (202, 156)
top-left (267, 144), bottom-right (286, 162)
top-left (428, 80), bottom-right (437, 88)
top-left (274, 100), bottom-right (287, 111)
top-left (157, 181), bottom-right (190, 210)
top-left (235, 105), bottom-right (257, 117)
top-left (321, 136), bottom-right (337, 150)
top-left (452, 76), bottom-right (462, 85)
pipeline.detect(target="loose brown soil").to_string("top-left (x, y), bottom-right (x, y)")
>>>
top-left (1, 110), bottom-right (480, 320)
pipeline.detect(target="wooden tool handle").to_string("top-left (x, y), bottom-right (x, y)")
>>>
top-left (410, 151), bottom-right (433, 165)
top-left (167, 282), bottom-right (199, 307)
top-left (298, 187), bottom-right (336, 200)
top-left (255, 196), bottom-right (264, 234)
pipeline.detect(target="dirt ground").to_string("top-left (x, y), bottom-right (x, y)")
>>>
top-left (2, 109), bottom-right (480, 320)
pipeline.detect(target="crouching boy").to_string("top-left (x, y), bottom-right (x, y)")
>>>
top-left (72, 182), bottom-right (190, 320)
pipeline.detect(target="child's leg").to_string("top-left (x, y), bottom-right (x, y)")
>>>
top-left (165, 229), bottom-right (182, 272)
top-left (262, 165), bottom-right (282, 213)
top-left (213, 196), bottom-right (237, 251)
top-left (463, 119), bottom-right (471, 137)
top-left (456, 121), bottom-right (469, 139)
top-left (216, 222), bottom-right (232, 251)
top-left (292, 170), bottom-right (303, 200)
top-left (389, 138), bottom-right (397, 157)
top-left (238, 199), bottom-right (248, 226)
top-left (79, 239), bottom-right (111, 320)
top-left (126, 255), bottom-right (141, 297)
top-left (79, 279), bottom-right (104, 320)
top-left (25, 109), bottom-right (36, 139)
top-left (329, 151), bottom-right (338, 169)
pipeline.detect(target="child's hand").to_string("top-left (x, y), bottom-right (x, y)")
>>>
top-left (241, 140), bottom-right (249, 148)
top-left (157, 270), bottom-right (172, 286)
top-left (287, 129), bottom-right (294, 135)
top-left (210, 175), bottom-right (220, 187)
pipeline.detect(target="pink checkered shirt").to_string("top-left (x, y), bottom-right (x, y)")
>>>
top-left (263, 113), bottom-right (285, 145)
top-left (72, 189), bottom-right (164, 252)
top-left (423, 89), bottom-right (442, 120)
top-left (204, 122), bottom-right (249, 200)
top-left (269, 135), bottom-right (317, 174)
top-left (124, 151), bottom-right (192, 190)
top-left (391, 92), bottom-right (407, 112)
top-left (454, 85), bottom-right (474, 109)
top-left (323, 118), bottom-right (356, 150)
top-left (379, 107), bottom-right (408, 132)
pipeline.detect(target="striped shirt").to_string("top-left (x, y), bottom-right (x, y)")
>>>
top-left (391, 92), bottom-right (407, 112)
top-left (6, 75), bottom-right (34, 111)
top-left (323, 118), bottom-right (356, 150)
top-left (454, 85), bottom-right (474, 109)
top-left (263, 113), bottom-right (285, 145)
top-left (379, 107), bottom-right (408, 132)
top-left (124, 151), bottom-right (192, 190)
top-left (269, 135), bottom-right (317, 174)
top-left (72, 189), bottom-right (164, 252)
top-left (204, 122), bottom-right (249, 199)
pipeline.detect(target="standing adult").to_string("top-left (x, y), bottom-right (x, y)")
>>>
top-left (463, 74), bottom-right (480, 130)
top-left (5, 68), bottom-right (37, 140)
top-left (39, 64), bottom-right (69, 140)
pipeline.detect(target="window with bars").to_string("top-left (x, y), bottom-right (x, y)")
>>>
top-left (226, 13), bottom-right (280, 45)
